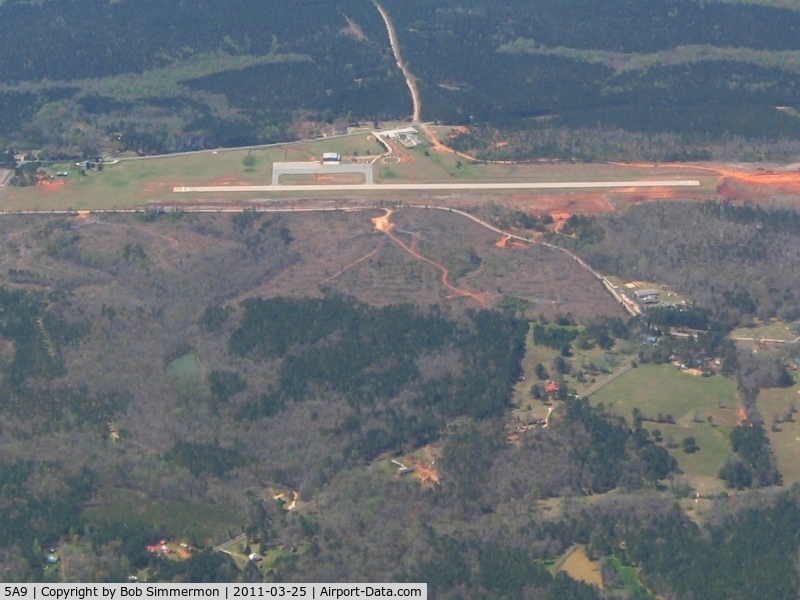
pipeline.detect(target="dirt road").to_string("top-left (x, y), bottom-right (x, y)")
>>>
top-left (373, 209), bottom-right (487, 305)
top-left (578, 363), bottom-right (634, 399)
top-left (373, 1), bottom-right (420, 122)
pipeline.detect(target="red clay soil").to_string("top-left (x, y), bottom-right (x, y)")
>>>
top-left (612, 161), bottom-right (800, 206)
top-left (373, 209), bottom-right (488, 306)
top-left (38, 179), bottom-right (66, 192)
top-left (502, 192), bottom-right (615, 215)
top-left (494, 235), bottom-right (528, 249)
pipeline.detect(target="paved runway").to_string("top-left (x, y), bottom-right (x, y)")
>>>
top-left (174, 180), bottom-right (701, 193)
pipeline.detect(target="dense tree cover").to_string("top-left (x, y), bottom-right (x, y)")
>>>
top-left (450, 124), bottom-right (800, 163)
top-left (382, 0), bottom-right (800, 159)
top-left (645, 306), bottom-right (711, 330)
top-left (532, 323), bottom-right (579, 351)
top-left (0, 462), bottom-right (93, 581)
top-left (0, 211), bottom-right (796, 594)
top-left (164, 441), bottom-right (245, 478)
top-left (208, 371), bottom-right (247, 403)
top-left (623, 493), bottom-right (800, 599)
top-left (231, 296), bottom-right (527, 460)
top-left (492, 210), bottom-right (554, 232)
top-left (402, 532), bottom-right (594, 600)
top-left (0, 286), bottom-right (125, 427)
top-left (386, 0), bottom-right (800, 56)
top-left (727, 424), bottom-right (782, 486)
top-left (556, 202), bottom-right (800, 322)
top-left (0, 0), bottom-right (407, 155)
top-left (559, 216), bottom-right (606, 246)
top-left (4, 1), bottom-right (800, 157)
top-left (563, 398), bottom-right (677, 491)
top-left (0, 0), bottom-right (391, 83)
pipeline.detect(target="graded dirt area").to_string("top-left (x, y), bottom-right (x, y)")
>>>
top-left (557, 546), bottom-right (603, 588)
top-left (388, 208), bottom-right (625, 318)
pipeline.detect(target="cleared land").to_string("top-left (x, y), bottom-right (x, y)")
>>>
top-left (557, 546), bottom-right (603, 588)
top-left (83, 488), bottom-right (241, 546)
top-left (271, 161), bottom-right (374, 185)
top-left (1, 129), bottom-right (720, 211)
top-left (757, 382), bottom-right (800, 485)
top-left (7, 127), bottom-right (800, 225)
top-left (1, 133), bottom-right (386, 210)
top-left (731, 319), bottom-right (800, 341)
top-left (512, 327), bottom-right (634, 417)
top-left (387, 208), bottom-right (626, 318)
top-left (590, 364), bottom-right (739, 488)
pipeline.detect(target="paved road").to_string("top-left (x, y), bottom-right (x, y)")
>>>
top-left (174, 180), bottom-right (700, 193)
top-left (671, 330), bottom-right (800, 344)
top-left (213, 533), bottom-right (247, 554)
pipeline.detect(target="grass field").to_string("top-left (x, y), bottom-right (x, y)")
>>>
top-left (731, 319), bottom-right (800, 341)
top-left (3, 134), bottom-right (385, 210)
top-left (84, 488), bottom-right (242, 546)
top-left (757, 382), bottom-right (800, 484)
top-left (2, 130), bottom-right (720, 210)
top-left (606, 556), bottom-right (654, 598)
top-left (591, 364), bottom-right (739, 487)
top-left (513, 325), bottom-right (633, 420)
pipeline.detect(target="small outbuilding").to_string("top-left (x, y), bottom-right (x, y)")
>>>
top-left (322, 152), bottom-right (341, 164)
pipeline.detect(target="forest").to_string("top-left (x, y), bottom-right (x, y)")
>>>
top-left (3, 0), bottom-right (800, 159)
top-left (0, 0), bottom-right (408, 156)
top-left (554, 201), bottom-right (800, 323)
top-left (0, 208), bottom-right (792, 596)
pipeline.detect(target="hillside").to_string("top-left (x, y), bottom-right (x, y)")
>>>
top-left (0, 208), bottom-right (613, 573)
top-left (0, 208), bottom-right (796, 596)
top-left (3, 0), bottom-right (800, 161)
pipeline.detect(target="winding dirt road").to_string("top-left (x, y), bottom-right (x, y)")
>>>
top-left (373, 209), bottom-right (487, 305)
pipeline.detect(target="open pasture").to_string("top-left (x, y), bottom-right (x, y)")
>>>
top-left (591, 363), bottom-right (739, 486)
top-left (731, 319), bottom-right (800, 341)
top-left (757, 382), bottom-right (800, 485)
